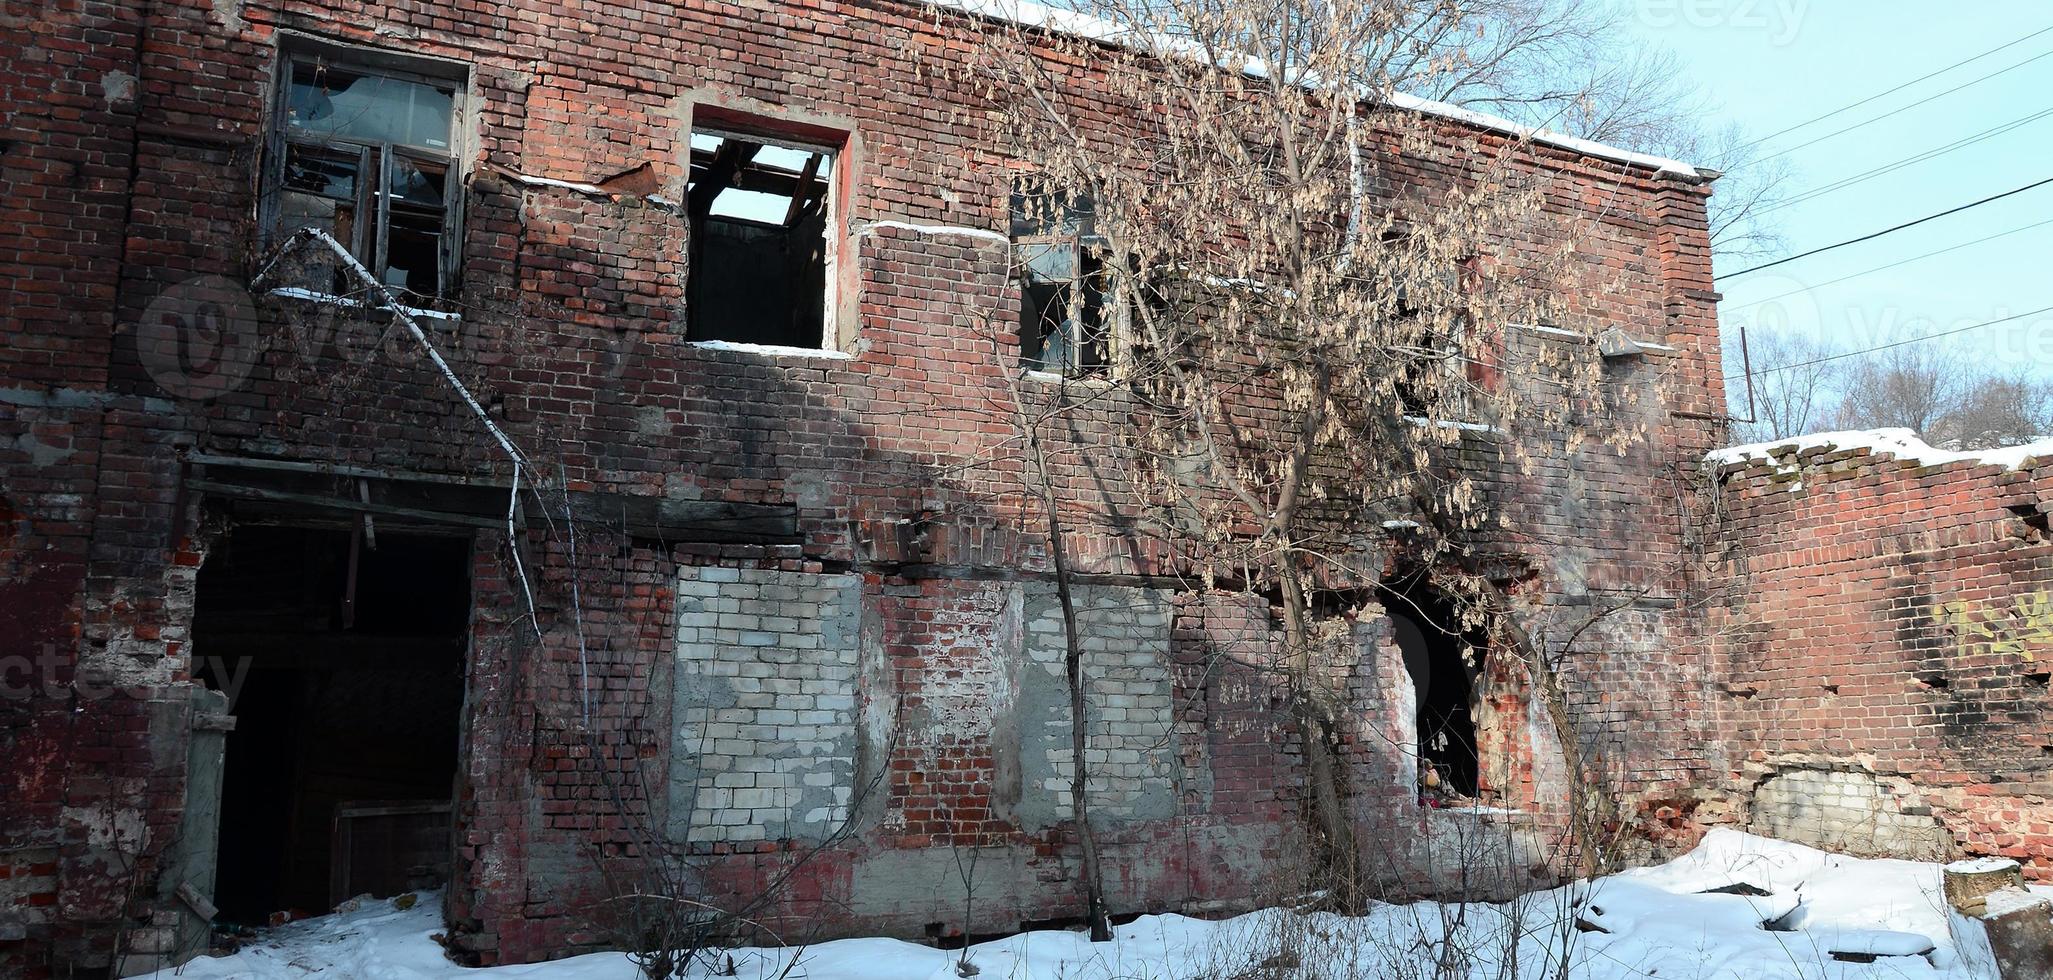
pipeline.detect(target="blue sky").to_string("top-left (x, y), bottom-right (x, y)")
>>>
top-left (1618, 1), bottom-right (2053, 376)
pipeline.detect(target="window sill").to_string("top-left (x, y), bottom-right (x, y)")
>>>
top-left (685, 340), bottom-right (855, 360)
top-left (266, 287), bottom-right (461, 324)
top-left (1021, 369), bottom-right (1116, 386)
top-left (1511, 322), bottom-right (1587, 341)
top-left (1423, 804), bottom-right (1525, 817)
top-left (1403, 414), bottom-right (1500, 434)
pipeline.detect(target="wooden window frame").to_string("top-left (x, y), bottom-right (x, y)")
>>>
top-left (1011, 184), bottom-right (1124, 380)
top-left (263, 42), bottom-right (467, 302)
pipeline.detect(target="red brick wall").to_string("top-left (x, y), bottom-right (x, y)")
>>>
top-left (0, 0), bottom-right (1729, 970)
top-left (1712, 440), bottom-right (2053, 871)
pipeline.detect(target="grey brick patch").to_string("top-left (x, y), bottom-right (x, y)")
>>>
top-left (1750, 768), bottom-right (1952, 860)
top-left (668, 567), bottom-right (863, 843)
top-left (1015, 583), bottom-right (1179, 828)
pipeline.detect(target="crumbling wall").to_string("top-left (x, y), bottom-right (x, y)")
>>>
top-left (1711, 435), bottom-right (2053, 876)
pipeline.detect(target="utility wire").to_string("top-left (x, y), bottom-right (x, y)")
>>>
top-left (1745, 303), bottom-right (2053, 378)
top-left (1716, 175), bottom-right (2053, 280)
top-left (1750, 46), bottom-right (2053, 164)
top-left (1760, 104), bottom-right (2053, 215)
top-left (1732, 24), bottom-right (2053, 154)
top-left (1725, 215), bottom-right (2053, 311)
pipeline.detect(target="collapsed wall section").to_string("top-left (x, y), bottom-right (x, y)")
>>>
top-left (1709, 431), bottom-right (2053, 872)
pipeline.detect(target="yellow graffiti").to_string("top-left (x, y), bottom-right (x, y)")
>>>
top-left (1931, 594), bottom-right (2053, 662)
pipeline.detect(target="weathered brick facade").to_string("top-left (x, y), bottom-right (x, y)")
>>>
top-left (1709, 437), bottom-right (2053, 877)
top-left (0, 0), bottom-right (1738, 974)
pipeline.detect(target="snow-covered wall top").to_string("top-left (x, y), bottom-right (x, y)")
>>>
top-left (919, 0), bottom-right (1706, 180)
top-left (1708, 427), bottom-right (2053, 472)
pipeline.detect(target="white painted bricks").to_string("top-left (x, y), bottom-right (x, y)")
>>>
top-left (1018, 584), bottom-right (1180, 825)
top-left (669, 567), bottom-right (863, 844)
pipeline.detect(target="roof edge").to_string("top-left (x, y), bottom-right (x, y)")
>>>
top-left (916, 0), bottom-right (1711, 181)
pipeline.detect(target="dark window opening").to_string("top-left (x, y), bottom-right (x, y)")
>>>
top-left (267, 53), bottom-right (463, 301)
top-left (195, 526), bottom-right (470, 924)
top-left (1389, 256), bottom-right (1478, 417)
top-left (1380, 578), bottom-right (1485, 801)
top-left (686, 128), bottom-right (835, 348)
top-left (1012, 182), bottom-right (1115, 377)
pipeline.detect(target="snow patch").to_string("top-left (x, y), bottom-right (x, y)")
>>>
top-left (1709, 427), bottom-right (2053, 472)
top-left (1511, 322), bottom-right (1588, 340)
top-left (154, 830), bottom-right (2002, 980)
top-left (267, 287), bottom-right (461, 323)
top-left (1982, 887), bottom-right (2050, 918)
top-left (1946, 857), bottom-right (2020, 875)
top-left (1404, 414), bottom-right (1501, 433)
top-left (858, 220), bottom-right (1009, 244)
top-left (687, 339), bottom-right (856, 360)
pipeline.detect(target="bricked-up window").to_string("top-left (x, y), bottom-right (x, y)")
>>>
top-left (686, 129), bottom-right (836, 349)
top-left (1012, 183), bottom-right (1116, 378)
top-left (267, 49), bottom-right (463, 300)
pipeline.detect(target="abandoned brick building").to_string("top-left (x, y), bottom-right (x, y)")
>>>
top-left (7, 0), bottom-right (2052, 976)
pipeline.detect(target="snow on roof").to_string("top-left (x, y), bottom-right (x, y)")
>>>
top-left (918, 0), bottom-right (1705, 179)
top-left (1708, 427), bottom-right (2053, 472)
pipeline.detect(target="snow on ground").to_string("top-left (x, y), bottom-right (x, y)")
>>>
top-left (1707, 427), bottom-right (2053, 472)
top-left (148, 830), bottom-right (2014, 980)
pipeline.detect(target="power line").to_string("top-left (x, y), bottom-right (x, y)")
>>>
top-left (1759, 104), bottom-right (2053, 215)
top-left (1725, 215), bottom-right (2053, 311)
top-left (1732, 24), bottom-right (2053, 154)
top-left (1746, 303), bottom-right (2053, 378)
top-left (1716, 175), bottom-right (2053, 280)
top-left (1752, 45), bottom-right (2053, 164)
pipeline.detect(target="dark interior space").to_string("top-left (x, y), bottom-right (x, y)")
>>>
top-left (686, 129), bottom-right (833, 348)
top-left (194, 524), bottom-right (470, 923)
top-left (1380, 576), bottom-right (1485, 800)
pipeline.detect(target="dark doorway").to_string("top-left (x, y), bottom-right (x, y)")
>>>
top-left (194, 525), bottom-right (470, 924)
top-left (1380, 577), bottom-right (1484, 800)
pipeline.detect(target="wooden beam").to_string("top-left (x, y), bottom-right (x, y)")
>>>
top-left (189, 456), bottom-right (801, 544)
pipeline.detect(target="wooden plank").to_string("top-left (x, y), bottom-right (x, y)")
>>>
top-left (190, 457), bottom-right (801, 543)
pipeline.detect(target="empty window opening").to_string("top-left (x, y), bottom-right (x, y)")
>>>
top-left (194, 525), bottom-right (470, 924)
top-left (686, 128), bottom-right (836, 348)
top-left (1011, 182), bottom-right (1116, 378)
top-left (268, 50), bottom-right (463, 300)
top-left (1381, 579), bottom-right (1485, 801)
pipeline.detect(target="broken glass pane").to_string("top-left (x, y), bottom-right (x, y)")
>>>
top-left (289, 63), bottom-right (453, 150)
top-left (283, 143), bottom-right (359, 200)
top-left (384, 209), bottom-right (444, 295)
top-left (277, 191), bottom-right (351, 244)
top-left (386, 155), bottom-right (446, 209)
top-left (1010, 185), bottom-right (1094, 238)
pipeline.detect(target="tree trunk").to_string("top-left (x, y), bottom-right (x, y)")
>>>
top-left (1022, 409), bottom-right (1112, 942)
top-left (1277, 557), bottom-right (1358, 908)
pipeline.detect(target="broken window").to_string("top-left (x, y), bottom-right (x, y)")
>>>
top-left (686, 128), bottom-right (836, 348)
top-left (267, 50), bottom-right (463, 300)
top-left (1011, 182), bottom-right (1117, 378)
top-left (1391, 257), bottom-right (1478, 417)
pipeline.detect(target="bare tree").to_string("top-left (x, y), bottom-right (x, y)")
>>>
top-left (1832, 344), bottom-right (1968, 437)
top-left (1000, 365), bottom-right (1114, 942)
top-left (1730, 329), bottom-right (1841, 443)
top-left (959, 0), bottom-right (1649, 899)
top-left (1417, 0), bottom-right (1791, 258)
top-left (1945, 372), bottom-right (2053, 449)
